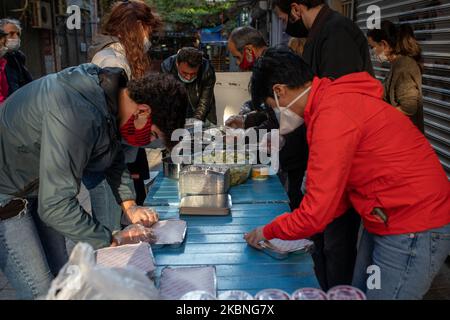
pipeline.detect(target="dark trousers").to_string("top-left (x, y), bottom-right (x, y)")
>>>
top-left (310, 208), bottom-right (361, 291)
top-left (286, 167), bottom-right (306, 210)
top-left (127, 148), bottom-right (149, 206)
top-left (133, 178), bottom-right (147, 206)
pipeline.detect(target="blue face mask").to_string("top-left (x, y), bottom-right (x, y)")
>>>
top-left (178, 71), bottom-right (197, 84)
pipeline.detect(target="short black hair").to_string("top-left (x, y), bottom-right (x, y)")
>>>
top-left (176, 47), bottom-right (203, 68)
top-left (229, 26), bottom-right (267, 53)
top-left (273, 0), bottom-right (326, 14)
top-left (128, 73), bottom-right (187, 148)
top-left (367, 20), bottom-right (398, 49)
top-left (250, 48), bottom-right (314, 107)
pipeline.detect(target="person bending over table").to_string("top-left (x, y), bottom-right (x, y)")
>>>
top-left (0, 66), bottom-right (187, 299)
top-left (244, 48), bottom-right (450, 300)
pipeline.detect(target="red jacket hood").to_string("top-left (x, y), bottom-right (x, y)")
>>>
top-left (304, 72), bottom-right (384, 124)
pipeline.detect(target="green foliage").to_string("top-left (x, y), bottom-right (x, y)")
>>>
top-left (146, 0), bottom-right (234, 28)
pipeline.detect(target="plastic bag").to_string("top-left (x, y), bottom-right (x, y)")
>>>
top-left (45, 243), bottom-right (160, 300)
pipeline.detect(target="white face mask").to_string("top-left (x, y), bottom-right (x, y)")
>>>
top-left (274, 86), bottom-right (311, 135)
top-left (6, 38), bottom-right (20, 51)
top-left (143, 36), bottom-right (151, 53)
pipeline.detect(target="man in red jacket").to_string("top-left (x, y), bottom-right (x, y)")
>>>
top-left (245, 49), bottom-right (450, 299)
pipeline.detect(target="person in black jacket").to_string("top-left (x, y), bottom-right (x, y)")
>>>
top-left (161, 47), bottom-right (217, 125)
top-left (273, 0), bottom-right (374, 292)
top-left (226, 26), bottom-right (309, 210)
top-left (0, 19), bottom-right (32, 96)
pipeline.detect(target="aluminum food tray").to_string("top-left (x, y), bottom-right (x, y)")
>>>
top-left (179, 165), bottom-right (231, 197)
top-left (260, 239), bottom-right (314, 260)
top-left (159, 266), bottom-right (217, 300)
top-left (179, 194), bottom-right (232, 216)
top-left (151, 219), bottom-right (187, 250)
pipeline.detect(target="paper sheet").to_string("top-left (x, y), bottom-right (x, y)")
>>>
top-left (96, 243), bottom-right (156, 275)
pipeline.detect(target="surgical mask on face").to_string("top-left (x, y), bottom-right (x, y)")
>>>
top-left (143, 36), bottom-right (152, 53)
top-left (6, 38), bottom-right (20, 51)
top-left (239, 49), bottom-right (256, 71)
top-left (178, 71), bottom-right (197, 84)
top-left (120, 114), bottom-right (154, 147)
top-left (274, 86), bottom-right (311, 135)
top-left (0, 46), bottom-right (8, 58)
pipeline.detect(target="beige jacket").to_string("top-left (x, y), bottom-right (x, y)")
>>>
top-left (384, 55), bottom-right (424, 132)
top-left (89, 35), bottom-right (132, 80)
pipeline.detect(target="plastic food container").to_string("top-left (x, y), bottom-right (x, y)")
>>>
top-left (180, 291), bottom-right (217, 300)
top-left (252, 165), bottom-right (270, 181)
top-left (218, 290), bottom-right (254, 300)
top-left (254, 289), bottom-right (291, 300)
top-left (327, 286), bottom-right (367, 300)
top-left (291, 288), bottom-right (328, 300)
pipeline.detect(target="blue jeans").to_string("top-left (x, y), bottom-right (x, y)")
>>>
top-left (0, 198), bottom-right (68, 299)
top-left (352, 223), bottom-right (450, 300)
top-left (82, 172), bottom-right (122, 232)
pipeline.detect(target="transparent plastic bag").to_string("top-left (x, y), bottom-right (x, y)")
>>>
top-left (45, 243), bottom-right (159, 300)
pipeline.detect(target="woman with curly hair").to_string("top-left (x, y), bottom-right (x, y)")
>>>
top-left (89, 0), bottom-right (161, 79)
top-left (85, 0), bottom-right (163, 232)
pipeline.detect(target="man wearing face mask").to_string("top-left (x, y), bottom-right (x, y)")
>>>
top-left (0, 19), bottom-right (32, 98)
top-left (273, 1), bottom-right (310, 38)
top-left (226, 26), bottom-right (309, 211)
top-left (275, 0), bottom-right (373, 78)
top-left (0, 66), bottom-right (187, 299)
top-left (244, 49), bottom-right (450, 300)
top-left (161, 47), bottom-right (217, 125)
top-left (270, 0), bottom-right (375, 292)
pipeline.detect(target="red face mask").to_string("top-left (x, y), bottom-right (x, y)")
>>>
top-left (239, 49), bottom-right (256, 71)
top-left (119, 115), bottom-right (154, 147)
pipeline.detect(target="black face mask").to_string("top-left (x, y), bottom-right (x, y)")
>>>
top-left (285, 19), bottom-right (309, 38)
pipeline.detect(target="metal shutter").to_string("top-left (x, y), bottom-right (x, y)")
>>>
top-left (355, 0), bottom-right (450, 179)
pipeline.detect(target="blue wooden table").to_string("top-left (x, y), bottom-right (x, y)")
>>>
top-left (144, 175), bottom-right (290, 207)
top-left (145, 174), bottom-right (319, 296)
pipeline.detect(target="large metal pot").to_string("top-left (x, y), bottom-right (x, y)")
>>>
top-left (162, 157), bottom-right (186, 180)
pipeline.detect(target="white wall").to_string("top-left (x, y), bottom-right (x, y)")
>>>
top-left (214, 72), bottom-right (252, 125)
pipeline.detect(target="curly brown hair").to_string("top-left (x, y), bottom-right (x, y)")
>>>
top-left (127, 73), bottom-right (187, 148)
top-left (102, 1), bottom-right (162, 79)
